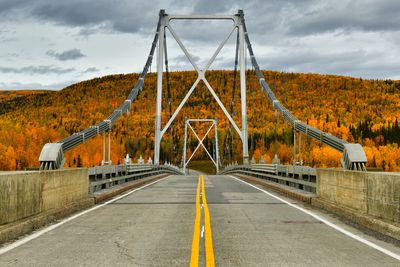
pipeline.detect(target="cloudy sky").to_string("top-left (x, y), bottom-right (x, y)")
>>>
top-left (0, 0), bottom-right (399, 90)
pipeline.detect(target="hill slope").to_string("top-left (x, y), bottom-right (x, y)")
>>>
top-left (0, 70), bottom-right (399, 171)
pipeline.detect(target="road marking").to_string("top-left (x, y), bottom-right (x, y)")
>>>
top-left (230, 175), bottom-right (400, 261)
top-left (201, 175), bottom-right (215, 267)
top-left (190, 175), bottom-right (216, 267)
top-left (190, 175), bottom-right (201, 267)
top-left (0, 176), bottom-right (170, 256)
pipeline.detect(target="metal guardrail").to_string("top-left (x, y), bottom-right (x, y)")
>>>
top-left (88, 163), bottom-right (183, 193)
top-left (220, 164), bottom-right (316, 193)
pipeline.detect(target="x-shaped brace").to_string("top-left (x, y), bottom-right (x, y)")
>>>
top-left (185, 121), bottom-right (217, 167)
top-left (159, 19), bottom-right (243, 140)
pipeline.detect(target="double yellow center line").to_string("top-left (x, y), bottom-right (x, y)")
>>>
top-left (190, 175), bottom-right (215, 267)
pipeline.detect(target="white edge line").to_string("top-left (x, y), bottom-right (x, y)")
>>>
top-left (229, 175), bottom-right (400, 261)
top-left (0, 176), bottom-right (170, 256)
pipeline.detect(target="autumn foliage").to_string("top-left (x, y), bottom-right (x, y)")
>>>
top-left (0, 70), bottom-right (399, 171)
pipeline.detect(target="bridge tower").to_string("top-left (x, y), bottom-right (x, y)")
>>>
top-left (154, 11), bottom-right (249, 165)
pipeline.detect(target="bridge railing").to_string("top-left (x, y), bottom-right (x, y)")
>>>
top-left (220, 163), bottom-right (316, 193)
top-left (88, 163), bottom-right (183, 193)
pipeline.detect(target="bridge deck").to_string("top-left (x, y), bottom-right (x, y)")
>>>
top-left (1, 175), bottom-right (399, 266)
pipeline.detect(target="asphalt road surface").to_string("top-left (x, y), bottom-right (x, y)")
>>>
top-left (1, 174), bottom-right (400, 266)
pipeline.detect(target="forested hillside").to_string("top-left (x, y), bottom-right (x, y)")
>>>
top-left (0, 70), bottom-right (399, 171)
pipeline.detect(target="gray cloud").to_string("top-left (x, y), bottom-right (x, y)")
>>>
top-left (253, 49), bottom-right (400, 80)
top-left (1, 0), bottom-right (399, 38)
top-left (0, 0), bottom-right (27, 16)
top-left (287, 0), bottom-right (400, 36)
top-left (0, 80), bottom-right (76, 90)
top-left (0, 0), bottom-right (169, 35)
top-left (83, 67), bottom-right (99, 73)
top-left (77, 24), bottom-right (110, 36)
top-left (192, 0), bottom-right (239, 13)
top-left (7, 52), bottom-right (19, 58)
top-left (169, 54), bottom-right (201, 69)
top-left (0, 25), bottom-right (18, 43)
top-left (0, 65), bottom-right (76, 75)
top-left (0, 0), bottom-right (400, 84)
top-left (0, 36), bottom-right (18, 43)
top-left (46, 48), bottom-right (86, 61)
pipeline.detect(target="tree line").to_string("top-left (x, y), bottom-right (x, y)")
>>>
top-left (0, 70), bottom-right (399, 171)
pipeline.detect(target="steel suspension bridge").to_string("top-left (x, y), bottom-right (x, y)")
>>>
top-left (1, 10), bottom-right (400, 267)
top-left (38, 9), bottom-right (367, 172)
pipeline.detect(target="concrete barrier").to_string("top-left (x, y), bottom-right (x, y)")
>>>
top-left (367, 172), bottom-right (400, 223)
top-left (0, 169), bottom-right (94, 243)
top-left (314, 169), bottom-right (400, 239)
top-left (0, 171), bottom-right (41, 226)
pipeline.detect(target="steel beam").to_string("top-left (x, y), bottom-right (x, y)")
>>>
top-left (154, 18), bottom-right (166, 165)
top-left (167, 15), bottom-right (236, 20)
top-left (239, 22), bottom-right (249, 164)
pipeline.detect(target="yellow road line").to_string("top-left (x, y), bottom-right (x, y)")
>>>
top-left (201, 175), bottom-right (215, 267)
top-left (190, 175), bottom-right (201, 267)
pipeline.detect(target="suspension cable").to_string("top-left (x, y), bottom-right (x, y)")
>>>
top-left (238, 10), bottom-right (348, 152)
top-left (139, 82), bottom-right (142, 136)
top-left (164, 30), bottom-right (174, 163)
top-left (250, 63), bottom-right (255, 157)
top-left (47, 10), bottom-right (165, 154)
top-left (224, 29), bottom-right (240, 163)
